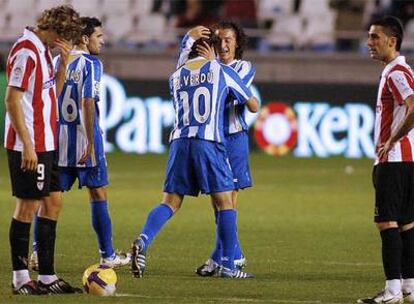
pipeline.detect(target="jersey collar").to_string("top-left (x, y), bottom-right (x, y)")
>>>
top-left (382, 55), bottom-right (406, 76)
top-left (187, 56), bottom-right (208, 63)
top-left (226, 59), bottom-right (238, 66)
top-left (23, 27), bottom-right (46, 53)
top-left (71, 48), bottom-right (89, 55)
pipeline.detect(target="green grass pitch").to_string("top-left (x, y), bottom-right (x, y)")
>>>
top-left (0, 150), bottom-right (383, 303)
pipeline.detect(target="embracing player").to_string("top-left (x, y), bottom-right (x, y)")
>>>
top-left (130, 34), bottom-right (259, 279)
top-left (177, 21), bottom-right (256, 276)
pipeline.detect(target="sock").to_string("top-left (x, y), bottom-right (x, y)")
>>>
top-left (9, 218), bottom-right (31, 271)
top-left (140, 203), bottom-right (174, 251)
top-left (36, 217), bottom-right (57, 275)
top-left (32, 214), bottom-right (38, 252)
top-left (403, 278), bottom-right (414, 294)
top-left (217, 209), bottom-right (237, 270)
top-left (234, 211), bottom-right (243, 261)
top-left (386, 279), bottom-right (402, 295)
top-left (401, 228), bottom-right (414, 279)
top-left (38, 274), bottom-right (58, 284)
top-left (91, 200), bottom-right (114, 258)
top-left (12, 270), bottom-right (31, 289)
top-left (210, 209), bottom-right (222, 264)
top-left (380, 228), bottom-right (402, 280)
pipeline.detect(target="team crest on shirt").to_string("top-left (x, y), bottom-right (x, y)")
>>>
top-left (12, 66), bottom-right (23, 82)
top-left (37, 181), bottom-right (44, 191)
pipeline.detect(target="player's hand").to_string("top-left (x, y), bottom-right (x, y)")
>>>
top-left (197, 41), bottom-right (215, 60)
top-left (188, 26), bottom-right (210, 40)
top-left (21, 143), bottom-right (38, 172)
top-left (78, 143), bottom-right (92, 165)
top-left (377, 139), bottom-right (394, 160)
top-left (55, 38), bottom-right (73, 66)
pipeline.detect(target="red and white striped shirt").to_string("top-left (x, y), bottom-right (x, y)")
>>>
top-left (4, 28), bottom-right (57, 152)
top-left (374, 56), bottom-right (414, 164)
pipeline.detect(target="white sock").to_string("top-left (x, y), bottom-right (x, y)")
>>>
top-left (386, 279), bottom-right (402, 295)
top-left (38, 274), bottom-right (58, 284)
top-left (402, 278), bottom-right (414, 293)
top-left (12, 270), bottom-right (31, 289)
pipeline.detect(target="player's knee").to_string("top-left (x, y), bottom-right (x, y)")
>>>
top-left (88, 187), bottom-right (107, 202)
top-left (376, 221), bottom-right (398, 231)
top-left (400, 222), bottom-right (414, 232)
top-left (38, 194), bottom-right (63, 220)
top-left (13, 199), bottom-right (39, 222)
top-left (215, 200), bottom-right (233, 210)
top-left (162, 193), bottom-right (183, 213)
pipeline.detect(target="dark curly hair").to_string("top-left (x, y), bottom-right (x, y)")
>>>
top-left (213, 21), bottom-right (247, 60)
top-left (37, 5), bottom-right (82, 41)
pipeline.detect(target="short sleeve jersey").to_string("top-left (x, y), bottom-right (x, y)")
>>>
top-left (169, 57), bottom-right (253, 143)
top-left (374, 55), bottom-right (414, 164)
top-left (176, 34), bottom-right (256, 136)
top-left (4, 28), bottom-right (57, 152)
top-left (55, 50), bottom-right (104, 167)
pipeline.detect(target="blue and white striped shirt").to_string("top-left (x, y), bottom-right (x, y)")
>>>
top-left (55, 50), bottom-right (105, 167)
top-left (169, 57), bottom-right (253, 143)
top-left (177, 34), bottom-right (256, 135)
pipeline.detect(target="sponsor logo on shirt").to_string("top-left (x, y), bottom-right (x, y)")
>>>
top-left (43, 77), bottom-right (55, 90)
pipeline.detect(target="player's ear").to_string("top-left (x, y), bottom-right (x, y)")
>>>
top-left (81, 35), bottom-right (89, 45)
top-left (389, 36), bottom-right (397, 49)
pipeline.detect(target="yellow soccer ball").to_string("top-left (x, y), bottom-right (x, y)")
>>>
top-left (82, 264), bottom-right (117, 296)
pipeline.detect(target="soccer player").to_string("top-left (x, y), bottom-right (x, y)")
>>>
top-left (5, 5), bottom-right (82, 295)
top-left (177, 22), bottom-right (256, 276)
top-left (130, 34), bottom-right (259, 279)
top-left (30, 17), bottom-right (130, 269)
top-left (357, 16), bottom-right (414, 304)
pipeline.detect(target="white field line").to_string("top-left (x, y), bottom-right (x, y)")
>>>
top-left (115, 294), bottom-right (350, 304)
top-left (302, 260), bottom-right (380, 267)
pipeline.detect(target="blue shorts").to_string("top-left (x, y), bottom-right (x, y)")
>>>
top-left (59, 160), bottom-right (109, 191)
top-left (225, 131), bottom-right (252, 190)
top-left (163, 138), bottom-right (234, 196)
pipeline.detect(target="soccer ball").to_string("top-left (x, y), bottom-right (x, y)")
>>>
top-left (82, 264), bottom-right (117, 296)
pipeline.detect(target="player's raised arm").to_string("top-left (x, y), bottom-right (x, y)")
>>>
top-left (176, 26), bottom-right (210, 68)
top-left (54, 38), bottom-right (73, 97)
top-left (222, 64), bottom-right (259, 113)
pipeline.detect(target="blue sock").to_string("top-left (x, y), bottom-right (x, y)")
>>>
top-left (140, 203), bottom-right (174, 251)
top-left (210, 210), bottom-right (222, 264)
top-left (217, 209), bottom-right (237, 270)
top-left (33, 214), bottom-right (38, 252)
top-left (90, 201), bottom-right (114, 258)
top-left (234, 212), bottom-right (243, 260)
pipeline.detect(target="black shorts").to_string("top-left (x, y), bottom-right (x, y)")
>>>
top-left (7, 149), bottom-right (61, 199)
top-left (373, 162), bottom-right (414, 224)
